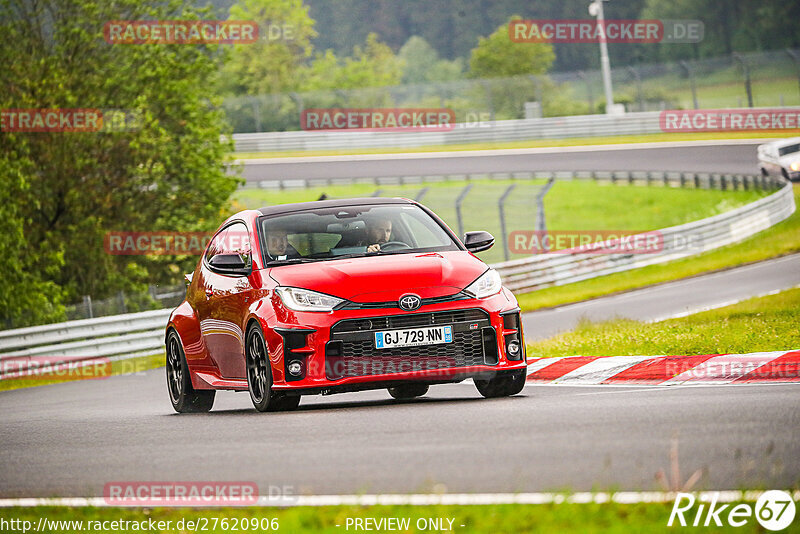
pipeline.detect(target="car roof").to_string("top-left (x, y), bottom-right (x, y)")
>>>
top-left (257, 197), bottom-right (415, 216)
top-left (763, 137), bottom-right (800, 149)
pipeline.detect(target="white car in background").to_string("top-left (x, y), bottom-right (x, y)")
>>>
top-left (758, 137), bottom-right (800, 182)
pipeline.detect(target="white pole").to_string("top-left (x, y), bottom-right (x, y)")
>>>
top-left (591, 0), bottom-right (615, 113)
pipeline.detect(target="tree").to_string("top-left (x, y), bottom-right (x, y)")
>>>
top-left (398, 36), bottom-right (463, 84)
top-left (301, 33), bottom-right (403, 92)
top-left (221, 0), bottom-right (317, 95)
top-left (0, 0), bottom-right (240, 327)
top-left (469, 16), bottom-right (555, 78)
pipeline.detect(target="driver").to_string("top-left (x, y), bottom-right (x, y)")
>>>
top-left (266, 229), bottom-right (300, 259)
top-left (363, 216), bottom-right (392, 252)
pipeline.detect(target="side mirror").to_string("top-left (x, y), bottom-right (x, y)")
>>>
top-left (208, 253), bottom-right (249, 275)
top-left (463, 231), bottom-right (494, 253)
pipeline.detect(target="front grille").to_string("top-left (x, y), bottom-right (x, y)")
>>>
top-left (327, 309), bottom-right (493, 379)
top-left (337, 291), bottom-right (472, 310)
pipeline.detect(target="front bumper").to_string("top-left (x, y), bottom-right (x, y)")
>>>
top-left (266, 289), bottom-right (526, 392)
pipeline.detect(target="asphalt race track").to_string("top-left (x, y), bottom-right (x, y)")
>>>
top-left (240, 140), bottom-right (764, 183)
top-left (1, 142), bottom-right (798, 499)
top-left (1, 373), bottom-right (798, 497)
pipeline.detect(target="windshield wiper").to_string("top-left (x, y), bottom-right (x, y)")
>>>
top-left (265, 258), bottom-right (320, 267)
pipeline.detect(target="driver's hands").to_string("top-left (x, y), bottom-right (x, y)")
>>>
top-left (367, 244), bottom-right (381, 253)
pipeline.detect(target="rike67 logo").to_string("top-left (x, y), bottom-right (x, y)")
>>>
top-left (669, 491), bottom-right (796, 530)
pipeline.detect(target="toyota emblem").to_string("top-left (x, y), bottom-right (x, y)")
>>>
top-left (398, 294), bottom-right (421, 311)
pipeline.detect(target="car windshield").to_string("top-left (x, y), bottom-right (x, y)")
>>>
top-left (258, 203), bottom-right (460, 264)
top-left (778, 143), bottom-right (800, 156)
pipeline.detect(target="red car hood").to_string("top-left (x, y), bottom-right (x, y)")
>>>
top-left (267, 251), bottom-right (487, 302)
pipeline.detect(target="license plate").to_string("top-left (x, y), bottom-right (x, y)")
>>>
top-left (375, 325), bottom-right (453, 349)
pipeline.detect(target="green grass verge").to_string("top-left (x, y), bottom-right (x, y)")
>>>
top-left (0, 353), bottom-right (164, 392)
top-left (230, 131), bottom-right (785, 160)
top-left (517, 184), bottom-right (799, 312)
top-left (528, 287), bottom-right (800, 358)
top-left (3, 502), bottom-right (791, 533)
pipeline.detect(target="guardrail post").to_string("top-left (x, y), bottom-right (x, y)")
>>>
top-left (786, 49), bottom-right (800, 101)
top-left (117, 291), bottom-right (127, 315)
top-left (498, 184), bottom-right (516, 261)
top-left (251, 98), bottom-right (262, 133)
top-left (535, 177), bottom-right (555, 252)
top-left (455, 184), bottom-right (474, 238)
top-left (577, 70), bottom-right (595, 113)
top-left (627, 66), bottom-right (644, 111)
top-left (479, 80), bottom-right (495, 121)
top-left (680, 61), bottom-right (699, 109)
top-left (82, 295), bottom-right (93, 319)
top-left (733, 53), bottom-right (754, 108)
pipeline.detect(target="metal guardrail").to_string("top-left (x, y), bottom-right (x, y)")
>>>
top-left (230, 107), bottom-right (799, 153)
top-left (0, 309), bottom-right (171, 377)
top-left (0, 173), bottom-right (793, 377)
top-left (494, 177), bottom-right (795, 292)
top-left (232, 111), bottom-right (665, 152)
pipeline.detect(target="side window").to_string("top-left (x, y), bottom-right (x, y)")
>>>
top-left (204, 227), bottom-right (227, 263)
top-left (222, 222), bottom-right (251, 267)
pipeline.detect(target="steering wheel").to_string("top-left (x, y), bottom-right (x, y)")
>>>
top-left (380, 241), bottom-right (411, 251)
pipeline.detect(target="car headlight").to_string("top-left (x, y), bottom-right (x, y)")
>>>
top-left (464, 269), bottom-right (503, 299)
top-left (790, 162), bottom-right (800, 172)
top-left (275, 287), bottom-right (344, 312)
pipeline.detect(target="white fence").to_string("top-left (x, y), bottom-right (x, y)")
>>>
top-left (0, 176), bottom-right (794, 377)
top-left (231, 108), bottom-right (800, 153)
top-left (232, 112), bottom-right (666, 152)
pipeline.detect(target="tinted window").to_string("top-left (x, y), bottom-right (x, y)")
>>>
top-left (259, 204), bottom-right (458, 264)
top-left (205, 222), bottom-right (251, 267)
top-left (204, 227), bottom-right (226, 263)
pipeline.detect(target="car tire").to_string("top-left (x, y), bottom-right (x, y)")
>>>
top-left (246, 324), bottom-right (274, 412)
top-left (388, 384), bottom-right (429, 399)
top-left (166, 330), bottom-right (215, 413)
top-left (474, 369), bottom-right (527, 398)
